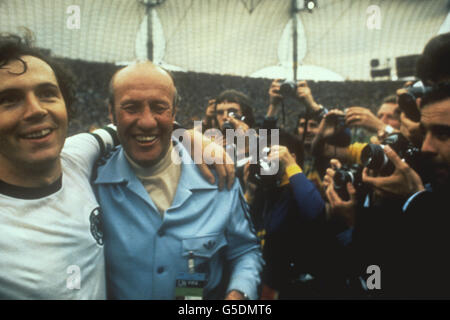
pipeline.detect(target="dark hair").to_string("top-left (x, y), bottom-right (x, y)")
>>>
top-left (382, 94), bottom-right (397, 105)
top-left (421, 82), bottom-right (450, 109)
top-left (0, 33), bottom-right (76, 119)
top-left (293, 110), bottom-right (320, 135)
top-left (416, 32), bottom-right (450, 84)
top-left (380, 94), bottom-right (400, 117)
top-left (214, 89), bottom-right (255, 128)
top-left (279, 129), bottom-right (304, 167)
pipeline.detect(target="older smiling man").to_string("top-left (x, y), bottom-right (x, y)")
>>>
top-left (94, 61), bottom-right (263, 300)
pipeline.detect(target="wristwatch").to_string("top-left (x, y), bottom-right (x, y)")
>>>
top-left (378, 124), bottom-right (394, 141)
top-left (228, 290), bottom-right (249, 300)
top-left (311, 106), bottom-right (329, 122)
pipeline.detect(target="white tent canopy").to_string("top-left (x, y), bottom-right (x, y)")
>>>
top-left (1, 0), bottom-right (449, 80)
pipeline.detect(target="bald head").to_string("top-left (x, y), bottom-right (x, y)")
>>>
top-left (109, 62), bottom-right (179, 115)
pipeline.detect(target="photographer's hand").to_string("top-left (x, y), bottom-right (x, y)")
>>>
top-left (323, 160), bottom-right (356, 228)
top-left (322, 159), bottom-right (342, 189)
top-left (227, 117), bottom-right (250, 133)
top-left (266, 79), bottom-right (283, 117)
top-left (317, 109), bottom-right (346, 139)
top-left (185, 129), bottom-right (235, 190)
top-left (267, 145), bottom-right (297, 168)
top-left (346, 106), bottom-right (387, 132)
top-left (362, 145), bottom-right (425, 197)
top-left (296, 80), bottom-right (321, 112)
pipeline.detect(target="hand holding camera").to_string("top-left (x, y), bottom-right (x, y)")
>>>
top-left (345, 106), bottom-right (386, 133)
top-left (362, 145), bottom-right (425, 197)
top-left (271, 79), bottom-right (321, 110)
top-left (268, 79), bottom-right (284, 106)
top-left (296, 80), bottom-right (320, 110)
top-left (222, 112), bottom-right (248, 132)
top-left (323, 159), bottom-right (357, 228)
top-left (267, 145), bottom-right (297, 169)
top-left (316, 109), bottom-right (346, 139)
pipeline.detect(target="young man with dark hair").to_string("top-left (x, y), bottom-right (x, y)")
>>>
top-left (214, 89), bottom-right (255, 133)
top-left (0, 33), bottom-right (115, 299)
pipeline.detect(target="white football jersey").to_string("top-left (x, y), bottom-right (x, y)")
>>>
top-left (0, 133), bottom-right (113, 299)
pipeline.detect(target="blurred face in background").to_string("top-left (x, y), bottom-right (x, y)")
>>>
top-left (297, 118), bottom-right (319, 148)
top-left (216, 102), bottom-right (242, 131)
top-left (377, 102), bottom-right (401, 129)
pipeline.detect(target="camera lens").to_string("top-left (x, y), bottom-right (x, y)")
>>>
top-left (279, 80), bottom-right (296, 96)
top-left (333, 169), bottom-right (354, 201)
top-left (222, 121), bottom-right (234, 131)
top-left (334, 169), bottom-right (353, 188)
top-left (361, 144), bottom-right (385, 169)
top-left (361, 144), bottom-right (395, 176)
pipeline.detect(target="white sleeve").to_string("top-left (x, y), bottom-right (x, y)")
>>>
top-left (61, 126), bottom-right (117, 179)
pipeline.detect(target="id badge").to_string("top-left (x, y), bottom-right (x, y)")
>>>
top-left (175, 271), bottom-right (207, 300)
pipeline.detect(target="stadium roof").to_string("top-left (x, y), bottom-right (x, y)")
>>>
top-left (1, 0), bottom-right (449, 80)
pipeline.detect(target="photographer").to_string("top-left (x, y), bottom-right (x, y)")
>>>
top-left (215, 89), bottom-right (255, 135)
top-left (363, 33), bottom-right (450, 298)
top-left (244, 131), bottom-right (345, 298)
top-left (324, 81), bottom-right (450, 297)
top-left (212, 89), bottom-right (257, 188)
top-left (368, 83), bottom-right (449, 297)
top-left (267, 79), bottom-right (329, 193)
top-left (311, 94), bottom-right (404, 167)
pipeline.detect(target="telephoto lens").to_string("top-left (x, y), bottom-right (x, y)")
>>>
top-left (360, 144), bottom-right (394, 176)
top-left (360, 133), bottom-right (421, 176)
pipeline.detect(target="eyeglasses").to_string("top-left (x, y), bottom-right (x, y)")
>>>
top-left (216, 108), bottom-right (239, 115)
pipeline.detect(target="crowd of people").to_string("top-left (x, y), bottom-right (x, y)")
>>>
top-left (0, 30), bottom-right (449, 299)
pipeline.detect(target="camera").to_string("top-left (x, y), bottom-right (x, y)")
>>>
top-left (325, 112), bottom-right (346, 133)
top-left (222, 112), bottom-right (246, 131)
top-left (360, 133), bottom-right (421, 176)
top-left (333, 164), bottom-right (364, 201)
top-left (247, 146), bottom-right (283, 187)
top-left (279, 80), bottom-right (297, 97)
top-left (315, 109), bottom-right (351, 147)
top-left (398, 81), bottom-right (432, 122)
